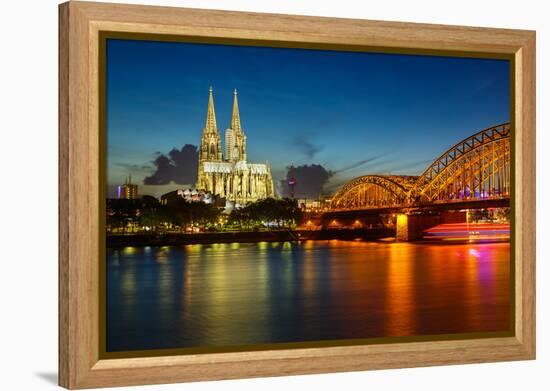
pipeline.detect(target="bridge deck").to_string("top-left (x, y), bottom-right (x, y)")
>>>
top-left (322, 197), bottom-right (510, 219)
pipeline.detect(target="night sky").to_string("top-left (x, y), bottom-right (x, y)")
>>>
top-left (106, 38), bottom-right (510, 198)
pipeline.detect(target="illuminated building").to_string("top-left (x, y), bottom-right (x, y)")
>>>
top-left (160, 189), bottom-right (214, 205)
top-left (196, 87), bottom-right (274, 204)
top-left (297, 198), bottom-right (322, 212)
top-left (224, 127), bottom-right (235, 162)
top-left (117, 176), bottom-right (138, 199)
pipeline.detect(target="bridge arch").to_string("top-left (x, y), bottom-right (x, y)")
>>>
top-left (410, 123), bottom-right (510, 202)
top-left (331, 175), bottom-right (417, 210)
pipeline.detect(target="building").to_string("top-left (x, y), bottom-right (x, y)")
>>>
top-left (196, 87), bottom-right (274, 204)
top-left (160, 189), bottom-right (215, 205)
top-left (116, 176), bottom-right (138, 199)
top-left (224, 127), bottom-right (234, 162)
top-left (297, 198), bottom-right (322, 212)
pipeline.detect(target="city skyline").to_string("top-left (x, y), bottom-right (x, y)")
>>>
top-left (106, 38), bottom-right (510, 198)
top-left (104, 37), bottom-right (513, 357)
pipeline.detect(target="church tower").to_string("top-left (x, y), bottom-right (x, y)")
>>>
top-left (199, 86), bottom-right (222, 162)
top-left (225, 89), bottom-right (247, 162)
top-left (197, 86), bottom-right (223, 190)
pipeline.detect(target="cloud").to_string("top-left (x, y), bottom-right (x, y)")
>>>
top-left (292, 135), bottom-right (322, 160)
top-left (116, 162), bottom-right (153, 173)
top-left (143, 144), bottom-right (199, 185)
top-left (279, 164), bottom-right (333, 198)
top-left (379, 158), bottom-right (434, 173)
top-left (333, 155), bottom-right (384, 174)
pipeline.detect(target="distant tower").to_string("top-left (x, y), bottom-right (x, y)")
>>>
top-left (288, 177), bottom-right (296, 199)
top-left (117, 175), bottom-right (138, 199)
top-left (225, 127), bottom-right (234, 161)
top-left (225, 88), bottom-right (247, 162)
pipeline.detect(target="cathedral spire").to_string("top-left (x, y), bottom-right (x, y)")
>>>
top-left (199, 86), bottom-right (223, 163)
top-left (230, 88), bottom-right (242, 133)
top-left (205, 85), bottom-right (217, 132)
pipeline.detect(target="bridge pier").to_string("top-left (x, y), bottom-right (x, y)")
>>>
top-left (396, 213), bottom-right (440, 241)
top-left (396, 211), bottom-right (467, 241)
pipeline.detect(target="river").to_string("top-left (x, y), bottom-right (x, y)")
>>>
top-left (106, 240), bottom-right (510, 352)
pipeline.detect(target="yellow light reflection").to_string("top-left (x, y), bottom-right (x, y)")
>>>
top-left (122, 246), bottom-right (136, 255)
top-left (386, 243), bottom-right (416, 336)
top-left (185, 244), bottom-right (203, 253)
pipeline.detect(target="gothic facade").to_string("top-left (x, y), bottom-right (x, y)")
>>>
top-left (196, 87), bottom-right (274, 204)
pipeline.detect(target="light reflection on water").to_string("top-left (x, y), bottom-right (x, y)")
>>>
top-left (107, 240), bottom-right (510, 352)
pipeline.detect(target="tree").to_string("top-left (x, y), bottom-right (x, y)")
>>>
top-left (228, 198), bottom-right (302, 230)
top-left (166, 198), bottom-right (221, 229)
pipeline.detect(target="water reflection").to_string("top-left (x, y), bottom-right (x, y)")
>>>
top-left (107, 240), bottom-right (510, 352)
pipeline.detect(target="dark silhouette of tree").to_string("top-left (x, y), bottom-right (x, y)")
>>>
top-left (107, 196), bottom-right (302, 233)
top-left (166, 199), bottom-right (221, 228)
top-left (228, 198), bottom-right (302, 229)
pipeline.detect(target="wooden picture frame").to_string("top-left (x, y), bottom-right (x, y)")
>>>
top-left (59, 1), bottom-right (536, 389)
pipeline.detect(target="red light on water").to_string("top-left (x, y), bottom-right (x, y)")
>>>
top-left (424, 222), bottom-right (510, 242)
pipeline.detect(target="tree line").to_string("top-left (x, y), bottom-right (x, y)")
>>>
top-left (228, 197), bottom-right (302, 229)
top-left (107, 196), bottom-right (302, 232)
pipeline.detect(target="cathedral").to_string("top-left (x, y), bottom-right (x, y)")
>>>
top-left (196, 87), bottom-right (275, 204)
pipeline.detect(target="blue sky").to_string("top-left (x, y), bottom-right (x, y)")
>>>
top-left (106, 38), bottom-right (510, 197)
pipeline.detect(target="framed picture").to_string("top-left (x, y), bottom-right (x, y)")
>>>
top-left (59, 1), bottom-right (536, 389)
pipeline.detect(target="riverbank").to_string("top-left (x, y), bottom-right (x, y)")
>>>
top-left (106, 228), bottom-right (395, 247)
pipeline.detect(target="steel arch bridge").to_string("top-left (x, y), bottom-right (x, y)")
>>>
top-left (331, 175), bottom-right (418, 209)
top-left (330, 123), bottom-right (511, 210)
